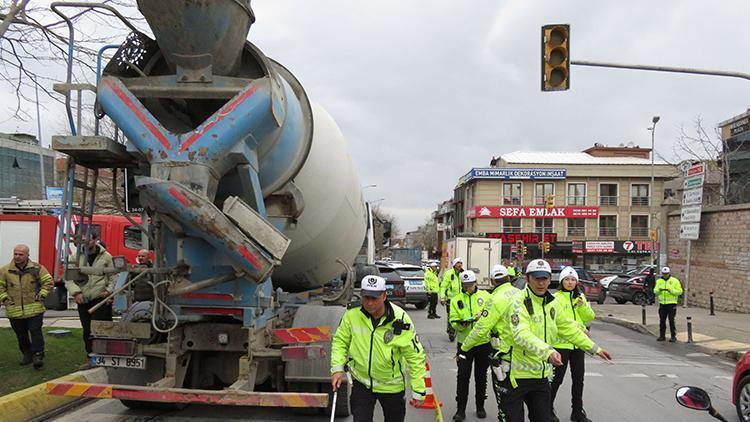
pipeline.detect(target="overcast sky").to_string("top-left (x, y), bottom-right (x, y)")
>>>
top-left (4, 0), bottom-right (750, 232)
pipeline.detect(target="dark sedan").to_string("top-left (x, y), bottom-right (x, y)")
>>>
top-left (608, 275), bottom-right (649, 305)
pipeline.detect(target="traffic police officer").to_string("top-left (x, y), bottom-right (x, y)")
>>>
top-left (440, 257), bottom-right (464, 341)
top-left (331, 275), bottom-right (426, 422)
top-left (450, 270), bottom-right (492, 421)
top-left (0, 244), bottom-right (54, 369)
top-left (500, 259), bottom-right (612, 422)
top-left (424, 262), bottom-right (441, 319)
top-left (461, 264), bottom-right (520, 421)
top-left (550, 267), bottom-right (596, 422)
top-left (654, 266), bottom-right (683, 342)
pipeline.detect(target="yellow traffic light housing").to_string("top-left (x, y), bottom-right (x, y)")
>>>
top-left (522, 246), bottom-right (528, 255)
top-left (545, 193), bottom-right (555, 209)
top-left (543, 242), bottom-right (551, 253)
top-left (542, 24), bottom-right (570, 91)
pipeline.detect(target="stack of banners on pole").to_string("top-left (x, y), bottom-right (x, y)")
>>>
top-left (680, 163), bottom-right (705, 240)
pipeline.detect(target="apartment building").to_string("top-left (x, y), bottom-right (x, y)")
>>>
top-left (452, 144), bottom-right (676, 273)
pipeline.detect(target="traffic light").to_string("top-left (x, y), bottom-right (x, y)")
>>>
top-left (538, 241), bottom-right (544, 251)
top-left (650, 230), bottom-right (657, 241)
top-left (545, 193), bottom-right (555, 209)
top-left (541, 24), bottom-right (570, 91)
top-left (543, 242), bottom-right (551, 253)
top-left (515, 240), bottom-right (524, 251)
top-left (522, 246), bottom-right (528, 255)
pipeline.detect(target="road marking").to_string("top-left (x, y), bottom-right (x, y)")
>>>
top-left (685, 352), bottom-right (710, 357)
top-left (713, 376), bottom-right (733, 380)
top-left (622, 373), bottom-right (649, 378)
top-left (585, 372), bottom-right (603, 377)
top-left (589, 360), bottom-right (690, 367)
top-left (657, 374), bottom-right (678, 378)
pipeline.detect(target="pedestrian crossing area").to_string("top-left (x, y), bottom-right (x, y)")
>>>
top-left (584, 372), bottom-right (732, 380)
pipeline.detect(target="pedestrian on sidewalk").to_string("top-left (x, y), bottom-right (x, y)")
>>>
top-left (441, 257), bottom-right (464, 342)
top-left (0, 244), bottom-right (54, 369)
top-left (65, 233), bottom-right (116, 369)
top-left (330, 275), bottom-right (426, 422)
top-left (424, 262), bottom-right (441, 319)
top-left (550, 267), bottom-right (596, 422)
top-left (450, 270), bottom-right (492, 421)
top-left (644, 267), bottom-right (656, 305)
top-left (654, 266), bottom-right (683, 342)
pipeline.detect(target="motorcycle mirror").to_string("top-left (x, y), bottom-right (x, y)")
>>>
top-left (675, 386), bottom-right (711, 411)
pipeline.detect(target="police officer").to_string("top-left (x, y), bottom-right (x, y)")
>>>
top-left (0, 244), bottom-right (54, 369)
top-left (440, 257), bottom-right (464, 342)
top-left (450, 270), bottom-right (492, 421)
top-left (654, 266), bottom-right (683, 342)
top-left (462, 264), bottom-right (520, 421)
top-left (550, 267), bottom-right (596, 422)
top-left (500, 259), bottom-right (612, 422)
top-left (424, 262), bottom-right (441, 319)
top-left (331, 275), bottom-right (426, 422)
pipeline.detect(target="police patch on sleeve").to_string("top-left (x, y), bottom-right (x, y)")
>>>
top-left (511, 313), bottom-right (519, 326)
top-left (550, 307), bottom-right (556, 320)
top-left (481, 309), bottom-right (489, 318)
top-left (384, 330), bottom-right (394, 344)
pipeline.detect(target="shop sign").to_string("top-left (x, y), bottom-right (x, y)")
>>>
top-left (571, 240), bottom-right (657, 254)
top-left (469, 206), bottom-right (599, 219)
top-left (460, 168), bottom-right (566, 184)
top-left (485, 232), bottom-right (558, 244)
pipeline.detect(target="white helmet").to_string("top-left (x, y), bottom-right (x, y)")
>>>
top-left (526, 259), bottom-right (552, 277)
top-left (491, 264), bottom-right (509, 279)
top-left (451, 257), bottom-right (464, 267)
top-left (559, 266), bottom-right (579, 282)
top-left (661, 266), bottom-right (671, 274)
top-left (460, 270), bottom-right (477, 284)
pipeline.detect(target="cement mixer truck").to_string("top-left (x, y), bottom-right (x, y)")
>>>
top-left (45, 1), bottom-right (366, 415)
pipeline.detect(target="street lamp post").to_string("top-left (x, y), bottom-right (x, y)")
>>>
top-left (648, 116), bottom-right (660, 266)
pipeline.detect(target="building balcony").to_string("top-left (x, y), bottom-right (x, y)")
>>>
top-left (631, 197), bottom-right (650, 206)
top-left (567, 196), bottom-right (587, 206)
top-left (567, 227), bottom-right (586, 237)
top-left (630, 227), bottom-right (650, 237)
top-left (599, 196), bottom-right (618, 206)
top-left (599, 227), bottom-right (618, 237)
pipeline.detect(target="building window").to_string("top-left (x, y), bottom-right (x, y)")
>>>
top-left (631, 184), bottom-right (650, 206)
top-left (567, 219), bottom-right (585, 236)
top-left (567, 183), bottom-right (586, 205)
top-left (599, 215), bottom-right (617, 237)
top-left (534, 218), bottom-right (553, 234)
top-left (535, 183), bottom-right (554, 206)
top-left (599, 184), bottom-right (618, 206)
top-left (630, 215), bottom-right (649, 237)
top-left (502, 183), bottom-right (522, 205)
top-left (503, 218), bottom-right (521, 233)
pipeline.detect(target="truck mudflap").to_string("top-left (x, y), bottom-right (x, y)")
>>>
top-left (45, 382), bottom-right (329, 407)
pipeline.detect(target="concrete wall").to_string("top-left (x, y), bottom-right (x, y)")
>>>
top-left (666, 203), bottom-right (750, 313)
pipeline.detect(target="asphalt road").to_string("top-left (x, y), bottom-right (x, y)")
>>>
top-left (48, 303), bottom-right (739, 422)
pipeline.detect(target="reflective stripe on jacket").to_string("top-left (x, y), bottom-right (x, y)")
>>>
top-left (552, 289), bottom-right (596, 350)
top-left (0, 260), bottom-right (54, 318)
top-left (440, 268), bottom-right (462, 301)
top-left (507, 287), bottom-right (599, 386)
top-left (330, 301), bottom-right (426, 400)
top-left (423, 268), bottom-right (440, 294)
top-left (654, 276), bottom-right (683, 305)
top-left (461, 282), bottom-right (520, 354)
top-left (449, 288), bottom-right (491, 344)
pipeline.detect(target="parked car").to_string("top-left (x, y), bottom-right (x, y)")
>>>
top-left (599, 265), bottom-right (657, 289)
top-left (391, 263), bottom-right (429, 309)
top-left (733, 351), bottom-right (750, 422)
top-left (374, 263), bottom-right (406, 305)
top-left (551, 267), bottom-right (607, 304)
top-left (607, 275), bottom-right (649, 305)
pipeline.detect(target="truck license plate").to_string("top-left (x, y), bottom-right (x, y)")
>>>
top-left (94, 355), bottom-right (146, 370)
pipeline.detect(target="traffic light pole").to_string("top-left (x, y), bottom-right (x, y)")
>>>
top-left (570, 60), bottom-right (750, 81)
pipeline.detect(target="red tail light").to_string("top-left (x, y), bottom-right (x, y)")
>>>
top-left (92, 338), bottom-right (137, 356)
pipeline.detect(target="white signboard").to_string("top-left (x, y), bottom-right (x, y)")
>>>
top-left (680, 205), bottom-right (702, 223)
top-left (682, 188), bottom-right (703, 206)
top-left (679, 223), bottom-right (700, 240)
top-left (683, 174), bottom-right (705, 190)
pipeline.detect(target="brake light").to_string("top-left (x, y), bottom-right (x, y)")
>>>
top-left (92, 338), bottom-right (137, 356)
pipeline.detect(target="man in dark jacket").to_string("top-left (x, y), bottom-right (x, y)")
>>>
top-left (644, 268), bottom-right (655, 305)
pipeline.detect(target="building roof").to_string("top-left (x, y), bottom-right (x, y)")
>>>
top-left (501, 151), bottom-right (671, 166)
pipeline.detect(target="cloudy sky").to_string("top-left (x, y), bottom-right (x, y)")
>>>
top-left (4, 0), bottom-right (750, 232)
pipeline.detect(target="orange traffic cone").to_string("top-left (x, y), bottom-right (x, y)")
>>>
top-left (410, 359), bottom-right (442, 409)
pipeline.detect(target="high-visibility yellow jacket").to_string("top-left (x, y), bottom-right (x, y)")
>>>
top-left (461, 282), bottom-right (520, 355)
top-left (423, 268), bottom-right (440, 294)
top-left (0, 260), bottom-right (54, 319)
top-left (65, 244), bottom-right (116, 302)
top-left (440, 267), bottom-right (462, 301)
top-left (507, 287), bottom-right (601, 387)
top-left (654, 276), bottom-right (683, 305)
top-left (507, 266), bottom-right (517, 277)
top-left (552, 289), bottom-right (596, 350)
top-left (449, 288), bottom-right (491, 344)
top-left (331, 301), bottom-right (426, 400)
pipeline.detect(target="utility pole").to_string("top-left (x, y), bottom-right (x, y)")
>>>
top-left (648, 116), bottom-right (660, 266)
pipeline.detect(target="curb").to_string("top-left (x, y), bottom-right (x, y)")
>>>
top-left (598, 316), bottom-right (745, 362)
top-left (0, 367), bottom-right (106, 422)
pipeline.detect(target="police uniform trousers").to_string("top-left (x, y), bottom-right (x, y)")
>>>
top-left (497, 376), bottom-right (552, 422)
top-left (351, 379), bottom-right (406, 422)
top-left (658, 303), bottom-right (677, 339)
top-left (427, 292), bottom-right (438, 317)
top-left (550, 348), bottom-right (586, 415)
top-left (455, 342), bottom-right (492, 413)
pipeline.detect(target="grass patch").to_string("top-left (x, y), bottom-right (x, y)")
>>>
top-left (0, 327), bottom-right (86, 396)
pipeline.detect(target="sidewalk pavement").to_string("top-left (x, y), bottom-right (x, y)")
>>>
top-left (592, 302), bottom-right (750, 361)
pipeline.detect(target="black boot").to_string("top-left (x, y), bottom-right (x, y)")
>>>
top-left (19, 352), bottom-right (32, 366)
top-left (434, 314), bottom-right (441, 319)
top-left (551, 408), bottom-right (560, 422)
top-left (32, 352), bottom-right (44, 370)
top-left (452, 410), bottom-right (466, 421)
top-left (656, 336), bottom-right (666, 341)
top-left (476, 405), bottom-right (486, 419)
top-left (571, 409), bottom-right (592, 422)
